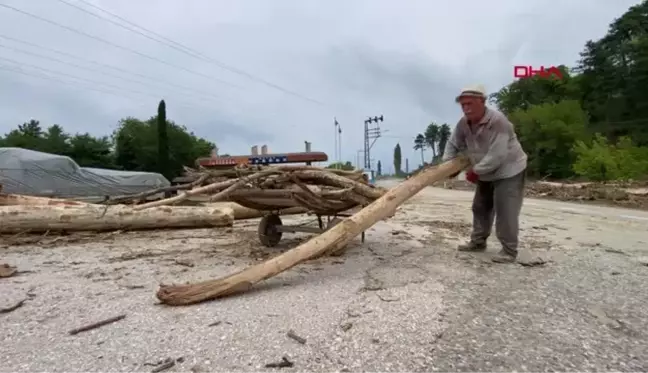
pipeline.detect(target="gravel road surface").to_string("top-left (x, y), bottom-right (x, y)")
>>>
top-left (1, 182), bottom-right (647, 372)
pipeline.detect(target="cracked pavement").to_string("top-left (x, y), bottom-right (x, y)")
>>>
top-left (1, 182), bottom-right (648, 372)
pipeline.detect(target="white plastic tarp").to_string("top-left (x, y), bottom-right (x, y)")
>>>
top-left (0, 147), bottom-right (170, 198)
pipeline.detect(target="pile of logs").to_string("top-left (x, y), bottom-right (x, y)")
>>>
top-left (0, 165), bottom-right (387, 234)
top-left (104, 165), bottom-right (388, 215)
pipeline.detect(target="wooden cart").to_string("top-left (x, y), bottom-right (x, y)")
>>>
top-left (228, 193), bottom-right (366, 248)
top-left (255, 210), bottom-right (365, 247)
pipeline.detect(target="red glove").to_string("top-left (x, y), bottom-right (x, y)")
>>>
top-left (466, 169), bottom-right (479, 184)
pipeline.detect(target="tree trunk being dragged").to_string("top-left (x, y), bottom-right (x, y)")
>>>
top-left (0, 204), bottom-right (235, 234)
top-left (156, 156), bottom-right (470, 305)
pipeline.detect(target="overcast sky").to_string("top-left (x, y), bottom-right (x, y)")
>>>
top-left (0, 0), bottom-right (640, 173)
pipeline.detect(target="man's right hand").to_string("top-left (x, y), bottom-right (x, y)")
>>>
top-left (466, 169), bottom-right (479, 183)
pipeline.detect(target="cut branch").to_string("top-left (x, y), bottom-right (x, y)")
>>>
top-left (104, 174), bottom-right (209, 205)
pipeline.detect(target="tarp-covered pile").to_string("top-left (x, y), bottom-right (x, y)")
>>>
top-left (0, 147), bottom-right (169, 198)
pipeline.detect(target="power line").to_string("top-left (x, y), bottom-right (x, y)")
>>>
top-left (0, 2), bottom-right (241, 89)
top-left (0, 61), bottom-right (277, 128)
top-left (62, 0), bottom-right (325, 106)
top-left (0, 63), bottom-right (150, 104)
top-left (0, 42), bottom-right (225, 106)
top-left (0, 55), bottom-right (176, 101)
top-left (0, 33), bottom-right (304, 124)
top-left (0, 50), bottom-right (306, 130)
top-left (0, 56), bottom-right (237, 114)
top-left (0, 33), bottom-right (234, 103)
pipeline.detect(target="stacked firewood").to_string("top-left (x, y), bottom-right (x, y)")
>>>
top-left (107, 165), bottom-right (387, 215)
top-left (0, 165), bottom-right (387, 235)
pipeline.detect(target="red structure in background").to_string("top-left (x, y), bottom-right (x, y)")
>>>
top-left (196, 151), bottom-right (328, 169)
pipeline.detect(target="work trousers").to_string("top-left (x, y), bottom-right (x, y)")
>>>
top-left (470, 170), bottom-right (526, 254)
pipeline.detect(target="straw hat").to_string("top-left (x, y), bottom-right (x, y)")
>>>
top-left (455, 84), bottom-right (487, 102)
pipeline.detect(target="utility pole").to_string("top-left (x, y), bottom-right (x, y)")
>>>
top-left (304, 141), bottom-right (312, 165)
top-left (363, 115), bottom-right (383, 170)
top-left (356, 149), bottom-right (364, 170)
top-left (338, 123), bottom-right (343, 167)
top-left (333, 118), bottom-right (339, 169)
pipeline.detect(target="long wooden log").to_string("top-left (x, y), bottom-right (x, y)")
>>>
top-left (155, 156), bottom-right (470, 305)
top-left (0, 194), bottom-right (91, 207)
top-left (0, 193), bottom-right (307, 221)
top-left (0, 204), bottom-right (235, 234)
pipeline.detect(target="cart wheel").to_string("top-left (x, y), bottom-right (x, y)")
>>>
top-left (258, 214), bottom-right (283, 247)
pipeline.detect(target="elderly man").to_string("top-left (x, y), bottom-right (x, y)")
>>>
top-left (443, 85), bottom-right (528, 263)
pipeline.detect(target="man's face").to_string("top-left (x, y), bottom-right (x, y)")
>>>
top-left (458, 96), bottom-right (486, 122)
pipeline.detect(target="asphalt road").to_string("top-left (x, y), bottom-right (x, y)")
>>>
top-left (1, 183), bottom-right (647, 372)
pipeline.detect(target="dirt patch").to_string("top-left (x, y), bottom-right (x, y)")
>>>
top-left (419, 219), bottom-right (472, 237)
top-left (433, 179), bottom-right (648, 211)
top-left (525, 181), bottom-right (648, 210)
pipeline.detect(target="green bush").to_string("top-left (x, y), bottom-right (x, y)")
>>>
top-left (572, 134), bottom-right (648, 181)
top-left (509, 100), bottom-right (589, 179)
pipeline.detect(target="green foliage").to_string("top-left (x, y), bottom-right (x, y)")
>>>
top-left (424, 123), bottom-right (439, 159)
top-left (473, 1), bottom-right (648, 181)
top-left (414, 123), bottom-right (450, 164)
top-left (326, 161), bottom-right (354, 170)
top-left (157, 100), bottom-right (170, 179)
top-left (113, 116), bottom-right (213, 178)
top-left (575, 1), bottom-right (648, 145)
top-left (0, 120), bottom-right (113, 168)
top-left (437, 123), bottom-right (451, 160)
top-left (0, 102), bottom-right (215, 180)
top-left (489, 66), bottom-right (581, 115)
top-left (393, 143), bottom-right (402, 175)
top-left (509, 100), bottom-right (589, 179)
top-left (68, 133), bottom-right (114, 168)
top-left (572, 134), bottom-right (648, 181)
top-left (413, 133), bottom-right (425, 166)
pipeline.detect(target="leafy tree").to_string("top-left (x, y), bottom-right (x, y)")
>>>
top-left (42, 125), bottom-right (72, 156)
top-left (437, 123), bottom-right (451, 160)
top-left (489, 66), bottom-right (580, 115)
top-left (509, 100), bottom-right (589, 179)
top-left (413, 133), bottom-right (425, 166)
top-left (393, 143), bottom-right (402, 176)
top-left (113, 116), bottom-right (214, 179)
top-left (415, 1), bottom-right (648, 181)
top-left (1, 119), bottom-right (46, 149)
top-left (69, 133), bottom-right (114, 168)
top-left (573, 1), bottom-right (648, 144)
top-left (424, 123), bottom-right (439, 159)
top-left (0, 120), bottom-right (114, 168)
top-left (157, 100), bottom-right (170, 179)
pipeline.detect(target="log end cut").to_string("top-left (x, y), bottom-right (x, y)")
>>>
top-left (157, 279), bottom-right (253, 305)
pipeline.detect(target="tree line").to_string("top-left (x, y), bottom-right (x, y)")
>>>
top-left (0, 100), bottom-right (214, 180)
top-left (393, 0), bottom-right (648, 181)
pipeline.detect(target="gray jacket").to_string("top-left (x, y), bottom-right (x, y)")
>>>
top-left (443, 108), bottom-right (527, 181)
